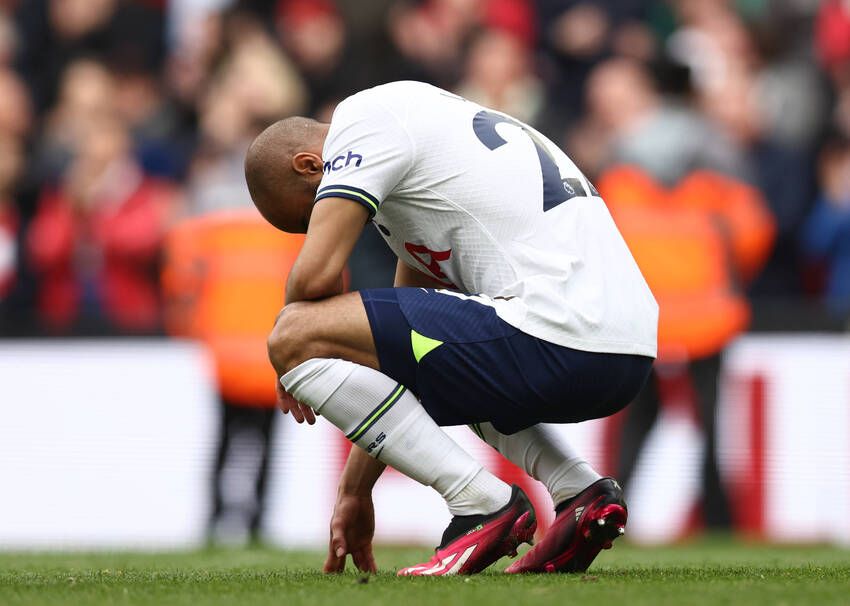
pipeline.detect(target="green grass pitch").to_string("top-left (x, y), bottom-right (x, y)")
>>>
top-left (1, 539), bottom-right (848, 606)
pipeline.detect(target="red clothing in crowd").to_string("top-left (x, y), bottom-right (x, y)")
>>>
top-left (816, 0), bottom-right (850, 71)
top-left (27, 177), bottom-right (174, 331)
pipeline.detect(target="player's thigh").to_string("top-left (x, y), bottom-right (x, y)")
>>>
top-left (359, 287), bottom-right (520, 419)
top-left (269, 292), bottom-right (378, 374)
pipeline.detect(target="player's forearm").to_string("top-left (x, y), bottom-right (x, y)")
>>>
top-left (285, 269), bottom-right (344, 304)
top-left (284, 198), bottom-right (367, 304)
top-left (338, 446), bottom-right (386, 496)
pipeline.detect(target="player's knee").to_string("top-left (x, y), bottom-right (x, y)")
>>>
top-left (268, 302), bottom-right (329, 375)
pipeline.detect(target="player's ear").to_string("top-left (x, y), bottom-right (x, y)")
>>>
top-left (292, 152), bottom-right (323, 176)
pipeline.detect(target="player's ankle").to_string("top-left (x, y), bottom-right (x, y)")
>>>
top-left (446, 469), bottom-right (512, 516)
top-left (549, 462), bottom-right (601, 507)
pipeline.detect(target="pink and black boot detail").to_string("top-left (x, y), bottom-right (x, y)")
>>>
top-left (505, 477), bottom-right (627, 574)
top-left (398, 485), bottom-right (537, 576)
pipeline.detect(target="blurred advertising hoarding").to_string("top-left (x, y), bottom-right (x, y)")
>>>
top-left (0, 336), bottom-right (848, 549)
top-left (718, 336), bottom-right (850, 544)
top-left (0, 340), bottom-right (217, 549)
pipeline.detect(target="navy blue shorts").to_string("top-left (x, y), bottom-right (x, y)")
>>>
top-left (360, 288), bottom-right (653, 435)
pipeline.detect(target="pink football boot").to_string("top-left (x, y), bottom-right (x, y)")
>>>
top-left (505, 478), bottom-right (627, 574)
top-left (398, 486), bottom-right (537, 576)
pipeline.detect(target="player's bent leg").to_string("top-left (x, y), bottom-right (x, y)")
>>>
top-left (282, 358), bottom-right (532, 575)
top-left (273, 293), bottom-right (533, 574)
top-left (471, 423), bottom-right (628, 574)
top-left (475, 423), bottom-right (601, 507)
top-left (268, 292), bottom-right (379, 377)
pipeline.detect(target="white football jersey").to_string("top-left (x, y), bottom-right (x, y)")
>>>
top-left (316, 81), bottom-right (658, 357)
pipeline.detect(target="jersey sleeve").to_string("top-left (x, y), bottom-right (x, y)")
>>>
top-left (315, 94), bottom-right (414, 218)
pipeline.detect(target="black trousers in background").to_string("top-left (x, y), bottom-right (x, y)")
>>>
top-left (209, 400), bottom-right (277, 543)
top-left (616, 353), bottom-right (733, 529)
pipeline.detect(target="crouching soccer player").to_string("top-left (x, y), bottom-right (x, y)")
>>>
top-left (244, 81), bottom-right (658, 576)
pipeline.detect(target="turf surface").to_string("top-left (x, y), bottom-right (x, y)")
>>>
top-left (1, 539), bottom-right (848, 606)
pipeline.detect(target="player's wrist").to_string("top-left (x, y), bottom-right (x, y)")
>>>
top-left (337, 468), bottom-right (380, 497)
top-left (338, 447), bottom-right (386, 497)
top-left (337, 482), bottom-right (373, 498)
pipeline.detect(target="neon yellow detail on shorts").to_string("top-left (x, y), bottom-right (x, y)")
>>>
top-left (411, 329), bottom-right (444, 363)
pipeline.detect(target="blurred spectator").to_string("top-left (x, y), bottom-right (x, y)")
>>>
top-left (802, 134), bottom-right (850, 318)
top-left (0, 67), bottom-right (31, 140)
top-left (14, 0), bottom-right (164, 112)
top-left (14, 0), bottom-right (117, 113)
top-left (330, 0), bottom-right (425, 93)
top-left (187, 15), bottom-right (306, 215)
top-left (753, 25), bottom-right (826, 150)
top-left (165, 7), bottom-right (222, 115)
top-left (482, 0), bottom-right (535, 48)
top-left (27, 115), bottom-right (178, 333)
top-left (0, 9), bottom-right (18, 67)
top-left (30, 59), bottom-right (115, 185)
top-left (570, 57), bottom-right (743, 184)
top-left (455, 28), bottom-right (543, 125)
top-left (114, 60), bottom-right (192, 180)
top-left (816, 0), bottom-right (850, 143)
top-left (276, 0), bottom-right (351, 115)
top-left (535, 0), bottom-right (653, 133)
top-left (167, 0), bottom-right (232, 52)
top-left (687, 7), bottom-right (819, 295)
top-left (816, 0), bottom-right (850, 84)
top-left (388, 0), bottom-right (483, 86)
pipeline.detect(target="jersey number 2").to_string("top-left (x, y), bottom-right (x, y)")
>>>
top-left (472, 110), bottom-right (597, 212)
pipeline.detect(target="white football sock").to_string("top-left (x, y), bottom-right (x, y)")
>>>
top-left (476, 422), bottom-right (600, 507)
top-left (282, 358), bottom-right (511, 516)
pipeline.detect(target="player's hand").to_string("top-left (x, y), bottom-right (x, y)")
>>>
top-left (276, 380), bottom-right (316, 425)
top-left (323, 493), bottom-right (377, 574)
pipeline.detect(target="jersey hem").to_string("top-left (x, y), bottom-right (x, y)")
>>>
top-left (439, 290), bottom-right (658, 358)
top-left (503, 317), bottom-right (658, 359)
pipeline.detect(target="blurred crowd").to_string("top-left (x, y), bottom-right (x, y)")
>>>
top-left (0, 0), bottom-right (848, 336)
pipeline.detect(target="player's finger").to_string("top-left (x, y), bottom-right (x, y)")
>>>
top-left (351, 551), bottom-right (367, 573)
top-left (289, 403), bottom-right (305, 423)
top-left (323, 549), bottom-right (345, 573)
top-left (277, 385), bottom-right (309, 423)
top-left (364, 546), bottom-right (377, 573)
top-left (324, 534), bottom-right (347, 573)
top-left (275, 381), bottom-right (292, 415)
top-left (352, 549), bottom-right (377, 574)
top-left (323, 527), bottom-right (346, 573)
top-left (300, 403), bottom-right (317, 425)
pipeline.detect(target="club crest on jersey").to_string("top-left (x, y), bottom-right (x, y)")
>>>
top-left (323, 150), bottom-right (363, 173)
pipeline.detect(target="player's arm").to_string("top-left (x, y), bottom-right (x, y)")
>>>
top-left (394, 258), bottom-right (449, 288)
top-left (325, 261), bottom-right (443, 573)
top-left (324, 431), bottom-right (385, 573)
top-left (273, 197), bottom-right (367, 426)
top-left (285, 197), bottom-right (369, 304)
